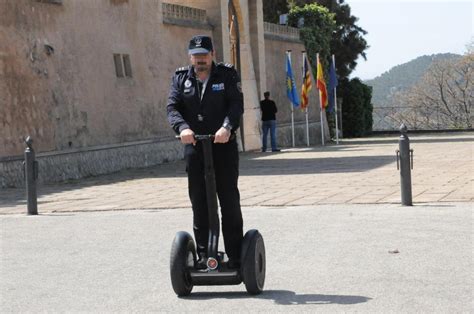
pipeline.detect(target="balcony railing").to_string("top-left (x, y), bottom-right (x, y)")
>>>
top-left (264, 22), bottom-right (300, 40)
top-left (162, 3), bottom-right (207, 24)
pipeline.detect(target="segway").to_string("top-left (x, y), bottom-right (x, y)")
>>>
top-left (170, 134), bottom-right (266, 296)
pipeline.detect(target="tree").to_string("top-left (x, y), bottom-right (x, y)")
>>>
top-left (287, 4), bottom-right (336, 70)
top-left (380, 53), bottom-right (473, 130)
top-left (466, 37), bottom-right (473, 54)
top-left (341, 78), bottom-right (373, 137)
top-left (405, 53), bottom-right (473, 129)
top-left (317, 0), bottom-right (368, 79)
top-left (272, 0), bottom-right (369, 79)
top-left (262, 0), bottom-right (289, 24)
top-left (363, 84), bottom-right (374, 134)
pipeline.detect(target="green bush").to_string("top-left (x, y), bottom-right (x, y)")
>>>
top-left (341, 78), bottom-right (373, 137)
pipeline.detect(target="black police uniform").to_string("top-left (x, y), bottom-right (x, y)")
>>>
top-left (167, 61), bottom-right (244, 262)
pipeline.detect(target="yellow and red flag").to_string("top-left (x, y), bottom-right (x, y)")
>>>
top-left (317, 56), bottom-right (328, 109)
top-left (301, 54), bottom-right (312, 110)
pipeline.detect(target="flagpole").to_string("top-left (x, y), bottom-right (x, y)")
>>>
top-left (317, 53), bottom-right (325, 146)
top-left (320, 105), bottom-right (325, 146)
top-left (291, 103), bottom-right (295, 147)
top-left (305, 108), bottom-right (309, 146)
top-left (287, 50), bottom-right (295, 147)
top-left (332, 54), bottom-right (339, 145)
top-left (303, 51), bottom-right (310, 146)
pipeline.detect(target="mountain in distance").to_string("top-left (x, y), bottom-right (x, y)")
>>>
top-left (364, 53), bottom-right (462, 107)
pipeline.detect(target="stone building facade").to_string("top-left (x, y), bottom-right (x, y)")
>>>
top-left (0, 0), bottom-right (327, 187)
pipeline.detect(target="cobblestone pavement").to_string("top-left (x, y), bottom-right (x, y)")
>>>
top-left (1, 133), bottom-right (472, 215)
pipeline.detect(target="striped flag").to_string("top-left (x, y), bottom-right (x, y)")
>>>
top-left (317, 56), bottom-right (328, 109)
top-left (301, 53), bottom-right (312, 110)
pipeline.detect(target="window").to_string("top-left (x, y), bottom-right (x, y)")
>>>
top-left (122, 54), bottom-right (132, 77)
top-left (113, 53), bottom-right (133, 78)
top-left (113, 54), bottom-right (124, 78)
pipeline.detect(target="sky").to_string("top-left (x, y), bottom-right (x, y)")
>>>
top-left (347, 0), bottom-right (473, 80)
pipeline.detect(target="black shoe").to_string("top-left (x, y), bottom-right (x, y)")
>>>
top-left (272, 149), bottom-right (281, 152)
top-left (195, 253), bottom-right (207, 270)
top-left (227, 259), bottom-right (241, 269)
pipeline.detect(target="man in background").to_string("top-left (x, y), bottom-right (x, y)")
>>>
top-left (260, 91), bottom-right (280, 152)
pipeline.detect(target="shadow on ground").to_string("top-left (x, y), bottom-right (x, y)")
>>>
top-left (185, 289), bottom-right (372, 305)
top-left (240, 155), bottom-right (394, 176)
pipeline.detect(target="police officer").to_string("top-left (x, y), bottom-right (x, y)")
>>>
top-left (167, 35), bottom-right (244, 269)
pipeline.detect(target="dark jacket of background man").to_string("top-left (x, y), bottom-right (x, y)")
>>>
top-left (260, 98), bottom-right (277, 121)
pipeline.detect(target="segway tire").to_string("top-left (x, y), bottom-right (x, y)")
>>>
top-left (170, 231), bottom-right (196, 296)
top-left (241, 230), bottom-right (266, 295)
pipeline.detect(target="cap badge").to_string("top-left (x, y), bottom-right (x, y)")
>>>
top-left (195, 38), bottom-right (202, 47)
top-left (184, 80), bottom-right (192, 88)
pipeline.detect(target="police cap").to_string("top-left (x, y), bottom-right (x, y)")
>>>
top-left (188, 35), bottom-right (213, 55)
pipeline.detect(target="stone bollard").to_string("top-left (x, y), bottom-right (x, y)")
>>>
top-left (23, 136), bottom-right (38, 215)
top-left (396, 124), bottom-right (414, 206)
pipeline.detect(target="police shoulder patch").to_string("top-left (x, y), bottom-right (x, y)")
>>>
top-left (218, 62), bottom-right (235, 70)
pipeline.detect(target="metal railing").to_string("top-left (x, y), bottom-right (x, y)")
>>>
top-left (372, 106), bottom-right (471, 131)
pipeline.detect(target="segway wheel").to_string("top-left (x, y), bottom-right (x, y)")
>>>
top-left (170, 231), bottom-right (196, 296)
top-left (241, 230), bottom-right (266, 295)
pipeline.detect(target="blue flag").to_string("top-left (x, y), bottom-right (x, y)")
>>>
top-left (286, 54), bottom-right (300, 107)
top-left (327, 58), bottom-right (338, 113)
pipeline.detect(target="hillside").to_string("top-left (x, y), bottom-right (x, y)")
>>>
top-left (365, 53), bottom-right (462, 107)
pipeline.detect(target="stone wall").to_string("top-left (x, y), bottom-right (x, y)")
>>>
top-left (0, 0), bottom-right (212, 158)
top-left (0, 138), bottom-right (182, 188)
top-left (0, 0), bottom-right (212, 187)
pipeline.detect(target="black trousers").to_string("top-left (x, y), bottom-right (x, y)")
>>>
top-left (184, 139), bottom-right (243, 260)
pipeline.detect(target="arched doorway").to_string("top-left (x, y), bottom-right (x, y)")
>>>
top-left (228, 0), bottom-right (245, 150)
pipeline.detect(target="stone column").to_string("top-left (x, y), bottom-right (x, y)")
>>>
top-left (232, 0), bottom-right (262, 150)
top-left (248, 0), bottom-right (266, 98)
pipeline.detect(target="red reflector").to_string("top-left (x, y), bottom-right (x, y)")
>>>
top-left (207, 257), bottom-right (218, 270)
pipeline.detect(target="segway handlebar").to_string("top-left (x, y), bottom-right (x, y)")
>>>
top-left (175, 134), bottom-right (215, 141)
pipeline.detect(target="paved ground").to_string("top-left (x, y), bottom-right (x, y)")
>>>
top-left (1, 204), bottom-right (472, 312)
top-left (1, 133), bottom-right (473, 312)
top-left (0, 133), bottom-right (473, 214)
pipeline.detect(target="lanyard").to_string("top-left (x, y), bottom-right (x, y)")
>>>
top-left (196, 77), bottom-right (209, 102)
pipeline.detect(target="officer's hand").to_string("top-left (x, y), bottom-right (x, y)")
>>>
top-left (214, 127), bottom-right (231, 144)
top-left (180, 129), bottom-right (196, 145)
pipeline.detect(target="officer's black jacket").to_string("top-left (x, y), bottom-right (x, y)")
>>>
top-left (167, 62), bottom-right (243, 135)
